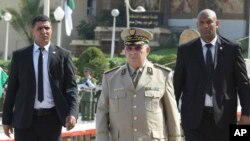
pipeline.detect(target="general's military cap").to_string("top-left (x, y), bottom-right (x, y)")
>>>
top-left (121, 27), bottom-right (153, 45)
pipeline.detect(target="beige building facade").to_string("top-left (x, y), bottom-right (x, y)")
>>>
top-left (0, 0), bottom-right (249, 59)
top-left (0, 0), bottom-right (88, 59)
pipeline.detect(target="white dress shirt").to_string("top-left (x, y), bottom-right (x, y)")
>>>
top-left (33, 42), bottom-right (55, 109)
top-left (200, 36), bottom-right (218, 107)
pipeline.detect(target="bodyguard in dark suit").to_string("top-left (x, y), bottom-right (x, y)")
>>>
top-left (2, 15), bottom-right (78, 141)
top-left (174, 9), bottom-right (250, 141)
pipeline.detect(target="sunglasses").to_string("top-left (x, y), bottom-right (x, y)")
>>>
top-left (125, 45), bottom-right (145, 52)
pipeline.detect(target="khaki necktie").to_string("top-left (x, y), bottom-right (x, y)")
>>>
top-left (131, 69), bottom-right (140, 87)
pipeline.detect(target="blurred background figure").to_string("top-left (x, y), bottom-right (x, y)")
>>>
top-left (78, 67), bottom-right (97, 121)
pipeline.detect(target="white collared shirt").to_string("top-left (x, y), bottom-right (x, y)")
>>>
top-left (200, 36), bottom-right (218, 107)
top-left (33, 42), bottom-right (55, 109)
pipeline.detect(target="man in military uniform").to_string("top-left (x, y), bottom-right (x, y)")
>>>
top-left (96, 27), bottom-right (181, 141)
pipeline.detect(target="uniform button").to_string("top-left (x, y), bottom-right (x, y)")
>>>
top-left (133, 105), bottom-right (137, 109)
top-left (134, 128), bottom-right (137, 132)
top-left (133, 95), bottom-right (136, 98)
top-left (133, 116), bottom-right (137, 120)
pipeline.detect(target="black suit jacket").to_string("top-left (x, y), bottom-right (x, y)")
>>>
top-left (2, 45), bottom-right (78, 129)
top-left (174, 35), bottom-right (250, 129)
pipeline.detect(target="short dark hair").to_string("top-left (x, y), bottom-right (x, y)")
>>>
top-left (32, 15), bottom-right (51, 28)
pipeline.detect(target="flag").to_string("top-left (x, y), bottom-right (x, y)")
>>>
top-left (64, 0), bottom-right (75, 36)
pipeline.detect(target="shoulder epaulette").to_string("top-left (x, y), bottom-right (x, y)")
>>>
top-left (154, 63), bottom-right (172, 72)
top-left (104, 66), bottom-right (120, 74)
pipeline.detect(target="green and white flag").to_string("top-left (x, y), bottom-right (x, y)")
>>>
top-left (64, 0), bottom-right (75, 36)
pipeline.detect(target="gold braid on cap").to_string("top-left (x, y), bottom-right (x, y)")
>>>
top-left (125, 36), bottom-right (149, 42)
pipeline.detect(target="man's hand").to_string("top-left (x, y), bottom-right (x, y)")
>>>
top-left (65, 115), bottom-right (76, 131)
top-left (239, 115), bottom-right (250, 124)
top-left (3, 124), bottom-right (13, 138)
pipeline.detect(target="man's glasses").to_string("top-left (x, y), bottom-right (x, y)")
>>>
top-left (125, 45), bottom-right (144, 52)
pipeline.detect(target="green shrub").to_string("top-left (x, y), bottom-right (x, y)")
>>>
top-left (76, 20), bottom-right (96, 39)
top-left (107, 57), bottom-right (126, 69)
top-left (0, 60), bottom-right (11, 74)
top-left (148, 54), bottom-right (164, 63)
top-left (76, 47), bottom-right (109, 82)
top-left (238, 39), bottom-right (248, 58)
top-left (157, 54), bottom-right (177, 69)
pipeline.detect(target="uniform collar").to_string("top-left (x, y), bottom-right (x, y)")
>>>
top-left (128, 60), bottom-right (148, 75)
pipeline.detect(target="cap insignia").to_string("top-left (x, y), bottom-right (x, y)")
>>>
top-left (129, 29), bottom-right (136, 36)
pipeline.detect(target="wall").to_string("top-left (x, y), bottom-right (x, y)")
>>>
top-left (0, 0), bottom-right (88, 59)
top-left (168, 19), bottom-right (246, 41)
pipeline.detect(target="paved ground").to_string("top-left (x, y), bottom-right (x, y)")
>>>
top-left (0, 116), bottom-right (95, 140)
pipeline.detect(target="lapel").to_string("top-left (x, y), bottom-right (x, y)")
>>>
top-left (48, 44), bottom-right (58, 72)
top-left (28, 45), bottom-right (36, 82)
top-left (214, 37), bottom-right (224, 70)
top-left (193, 39), bottom-right (207, 73)
top-left (135, 62), bottom-right (153, 91)
top-left (114, 65), bottom-right (134, 90)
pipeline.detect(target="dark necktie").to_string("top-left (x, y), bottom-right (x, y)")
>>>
top-left (38, 48), bottom-right (44, 102)
top-left (205, 44), bottom-right (213, 96)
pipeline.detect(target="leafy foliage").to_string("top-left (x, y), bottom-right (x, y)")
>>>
top-left (95, 2), bottom-right (126, 27)
top-left (76, 20), bottom-right (96, 39)
top-left (148, 54), bottom-right (164, 63)
top-left (0, 60), bottom-right (11, 74)
top-left (76, 47), bottom-right (109, 82)
top-left (75, 0), bottom-right (126, 39)
top-left (238, 38), bottom-right (249, 58)
top-left (158, 54), bottom-right (177, 69)
top-left (5, 0), bottom-right (43, 44)
top-left (0, 10), bottom-right (5, 20)
top-left (107, 57), bottom-right (126, 69)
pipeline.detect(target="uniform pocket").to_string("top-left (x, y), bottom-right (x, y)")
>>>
top-left (110, 90), bottom-right (126, 112)
top-left (111, 128), bottom-right (119, 140)
top-left (144, 91), bottom-right (162, 112)
top-left (152, 129), bottom-right (166, 139)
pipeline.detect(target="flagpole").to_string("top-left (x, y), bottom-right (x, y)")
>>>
top-left (44, 0), bottom-right (50, 17)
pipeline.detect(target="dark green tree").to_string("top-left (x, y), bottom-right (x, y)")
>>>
top-left (76, 0), bottom-right (126, 39)
top-left (76, 20), bottom-right (96, 39)
top-left (76, 47), bottom-right (109, 82)
top-left (0, 10), bottom-right (5, 20)
top-left (95, 1), bottom-right (126, 27)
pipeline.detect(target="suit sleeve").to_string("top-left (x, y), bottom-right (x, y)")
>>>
top-left (2, 52), bottom-right (19, 125)
top-left (234, 45), bottom-right (250, 116)
top-left (163, 71), bottom-right (182, 141)
top-left (173, 47), bottom-right (185, 106)
top-left (64, 52), bottom-right (78, 118)
top-left (96, 74), bottom-right (110, 141)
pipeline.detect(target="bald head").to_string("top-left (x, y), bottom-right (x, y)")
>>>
top-left (197, 9), bottom-right (217, 21)
top-left (196, 9), bottom-right (219, 43)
